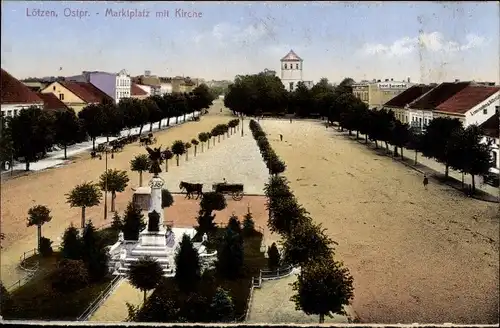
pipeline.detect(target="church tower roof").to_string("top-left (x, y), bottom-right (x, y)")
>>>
top-left (281, 50), bottom-right (302, 62)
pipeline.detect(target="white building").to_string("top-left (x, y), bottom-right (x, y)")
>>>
top-left (115, 69), bottom-right (131, 104)
top-left (160, 82), bottom-right (173, 95)
top-left (433, 85), bottom-right (500, 127)
top-left (1, 68), bottom-right (44, 118)
top-left (280, 50), bottom-right (313, 91)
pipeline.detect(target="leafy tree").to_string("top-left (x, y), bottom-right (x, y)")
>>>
top-left (216, 228), bottom-right (244, 279)
top-left (226, 214), bottom-right (242, 235)
top-left (99, 102), bottom-right (124, 140)
top-left (111, 211), bottom-right (123, 231)
top-left (60, 225), bottom-right (83, 260)
top-left (191, 138), bottom-right (199, 157)
top-left (291, 256), bottom-right (354, 323)
top-left (128, 256), bottom-right (164, 303)
top-left (39, 236), bottom-right (53, 257)
top-left (0, 281), bottom-right (14, 317)
top-left (200, 191), bottom-right (227, 214)
top-left (119, 98), bottom-right (149, 136)
top-left (99, 169), bottom-right (130, 212)
top-left (406, 128), bottom-right (423, 165)
top-left (122, 201), bottom-right (146, 240)
top-left (174, 234), bottom-right (201, 292)
top-left (27, 204), bottom-right (52, 251)
top-left (211, 126), bottom-right (222, 143)
top-left (82, 221), bottom-right (109, 281)
top-left (185, 142), bottom-right (192, 161)
top-left (268, 196), bottom-right (309, 235)
top-left (130, 154), bottom-right (151, 187)
top-left (171, 140), bottom-right (186, 166)
top-left (267, 242), bottom-right (281, 270)
top-left (51, 259), bottom-right (89, 293)
top-left (53, 109), bottom-right (80, 159)
top-left (420, 117), bottom-right (463, 178)
top-left (161, 189), bottom-right (174, 208)
top-left (144, 98), bottom-right (163, 132)
top-left (163, 149), bottom-right (174, 172)
top-left (390, 120), bottom-right (411, 158)
top-left (0, 114), bottom-right (14, 169)
top-left (450, 125), bottom-right (493, 192)
top-left (181, 292), bottom-right (210, 322)
top-left (210, 287), bottom-right (235, 322)
top-left (66, 182), bottom-right (102, 228)
top-left (198, 132), bottom-right (209, 152)
top-left (78, 104), bottom-right (103, 150)
top-left (282, 220), bottom-right (335, 266)
top-left (9, 106), bottom-right (55, 170)
top-left (242, 211), bottom-right (256, 236)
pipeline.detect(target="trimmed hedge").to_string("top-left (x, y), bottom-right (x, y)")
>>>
top-left (248, 120), bottom-right (286, 176)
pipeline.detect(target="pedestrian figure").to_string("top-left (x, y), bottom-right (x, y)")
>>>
top-left (423, 174), bottom-right (429, 190)
top-left (290, 118), bottom-right (292, 123)
top-left (280, 134), bottom-right (283, 141)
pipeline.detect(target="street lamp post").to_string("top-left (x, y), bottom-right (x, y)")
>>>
top-left (103, 147), bottom-right (109, 220)
top-left (241, 114), bottom-right (244, 137)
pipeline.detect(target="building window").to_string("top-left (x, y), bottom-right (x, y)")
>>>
top-left (7, 110), bottom-right (12, 116)
top-left (289, 82), bottom-right (294, 91)
top-left (59, 94), bottom-right (64, 101)
top-left (495, 106), bottom-right (499, 114)
top-left (492, 152), bottom-right (498, 168)
top-left (53, 86), bottom-right (56, 91)
top-left (14, 109), bottom-right (18, 116)
top-left (296, 63), bottom-right (299, 69)
top-left (483, 108), bottom-right (488, 115)
top-left (284, 64), bottom-right (288, 69)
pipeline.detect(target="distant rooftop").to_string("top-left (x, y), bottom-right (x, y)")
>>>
top-left (281, 50), bottom-right (302, 62)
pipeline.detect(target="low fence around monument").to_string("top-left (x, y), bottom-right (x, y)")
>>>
top-left (8, 221), bottom-right (114, 292)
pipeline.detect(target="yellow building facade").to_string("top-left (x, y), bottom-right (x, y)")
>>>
top-left (41, 82), bottom-right (88, 113)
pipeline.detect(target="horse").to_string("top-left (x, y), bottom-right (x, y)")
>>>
top-left (179, 181), bottom-right (203, 199)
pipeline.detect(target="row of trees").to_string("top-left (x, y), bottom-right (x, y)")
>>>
top-left (248, 119), bottom-right (354, 323)
top-left (225, 73), bottom-right (494, 193)
top-left (0, 84), bottom-right (215, 171)
top-left (249, 120), bottom-right (286, 175)
top-left (331, 102), bottom-right (493, 192)
top-left (129, 119), bottom-right (241, 186)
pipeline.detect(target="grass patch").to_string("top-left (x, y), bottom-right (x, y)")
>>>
top-left (4, 272), bottom-right (113, 320)
top-left (135, 228), bottom-right (267, 322)
top-left (4, 227), bottom-right (120, 320)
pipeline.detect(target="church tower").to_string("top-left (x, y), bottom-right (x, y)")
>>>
top-left (280, 50), bottom-right (303, 91)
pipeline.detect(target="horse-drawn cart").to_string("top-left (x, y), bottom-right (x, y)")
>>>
top-left (212, 183), bottom-right (244, 201)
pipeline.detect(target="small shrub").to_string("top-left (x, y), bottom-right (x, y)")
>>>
top-left (51, 259), bottom-right (89, 293)
top-left (39, 236), bottom-right (53, 257)
top-left (242, 212), bottom-right (256, 237)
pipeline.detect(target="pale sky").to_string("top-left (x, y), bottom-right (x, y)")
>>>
top-left (1, 1), bottom-right (499, 84)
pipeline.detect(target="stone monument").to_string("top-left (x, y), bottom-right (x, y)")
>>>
top-left (134, 147), bottom-right (170, 251)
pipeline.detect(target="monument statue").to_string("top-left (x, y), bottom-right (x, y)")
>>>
top-left (118, 231), bottom-right (124, 243)
top-left (202, 233), bottom-right (208, 243)
top-left (146, 146), bottom-right (163, 176)
top-left (148, 211), bottom-right (160, 232)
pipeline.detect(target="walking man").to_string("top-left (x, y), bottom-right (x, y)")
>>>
top-left (290, 117), bottom-right (292, 123)
top-left (279, 134), bottom-right (283, 141)
top-left (423, 174), bottom-right (429, 190)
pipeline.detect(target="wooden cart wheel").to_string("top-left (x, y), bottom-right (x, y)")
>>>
top-left (232, 192), bottom-right (243, 201)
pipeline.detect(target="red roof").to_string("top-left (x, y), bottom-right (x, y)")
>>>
top-left (435, 86), bottom-right (500, 115)
top-left (1, 68), bottom-right (43, 104)
top-left (384, 84), bottom-right (435, 108)
top-left (409, 82), bottom-right (471, 110)
top-left (131, 83), bottom-right (148, 96)
top-left (60, 81), bottom-right (113, 103)
top-left (37, 93), bottom-right (69, 112)
top-left (281, 50), bottom-right (302, 61)
top-left (479, 112), bottom-right (499, 139)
